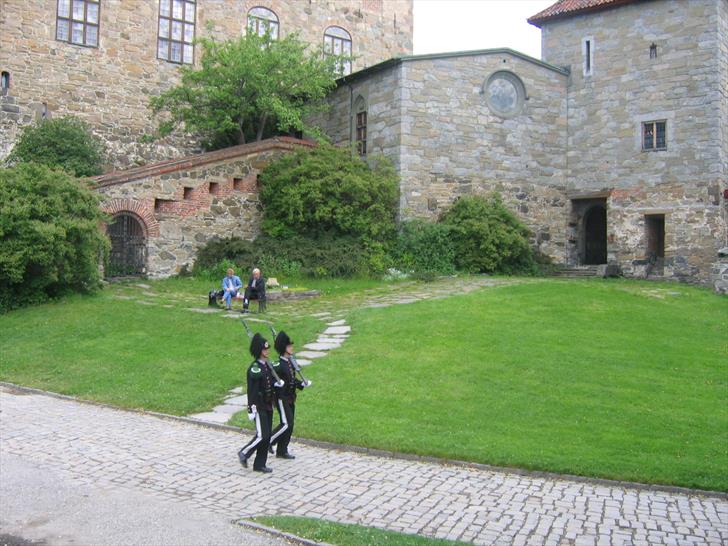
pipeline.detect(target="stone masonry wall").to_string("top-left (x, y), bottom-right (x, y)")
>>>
top-left (310, 63), bottom-right (403, 171)
top-left (397, 53), bottom-right (569, 261)
top-left (0, 0), bottom-right (412, 170)
top-left (538, 0), bottom-right (726, 282)
top-left (95, 141), bottom-right (304, 277)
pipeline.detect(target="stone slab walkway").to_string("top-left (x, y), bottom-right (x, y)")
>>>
top-left (2, 386), bottom-right (726, 546)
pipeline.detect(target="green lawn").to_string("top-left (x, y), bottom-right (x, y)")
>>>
top-left (0, 277), bottom-right (324, 414)
top-left (253, 516), bottom-right (468, 546)
top-left (1, 277), bottom-right (726, 490)
top-left (237, 279), bottom-right (728, 491)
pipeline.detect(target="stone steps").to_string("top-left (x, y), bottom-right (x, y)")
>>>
top-left (552, 266), bottom-right (600, 278)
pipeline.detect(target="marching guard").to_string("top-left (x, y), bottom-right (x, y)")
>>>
top-left (238, 333), bottom-right (277, 473)
top-left (269, 331), bottom-right (307, 459)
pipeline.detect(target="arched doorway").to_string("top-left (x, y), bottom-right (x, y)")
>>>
top-left (583, 205), bottom-right (607, 265)
top-left (107, 213), bottom-right (147, 276)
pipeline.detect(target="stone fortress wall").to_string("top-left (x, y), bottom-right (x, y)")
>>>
top-left (0, 0), bottom-right (413, 170)
top-left (94, 138), bottom-right (311, 277)
top-left (316, 0), bottom-right (727, 283)
top-left (538, 0), bottom-right (726, 281)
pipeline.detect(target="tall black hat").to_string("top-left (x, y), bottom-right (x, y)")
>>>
top-left (249, 333), bottom-right (269, 358)
top-left (274, 331), bottom-right (293, 354)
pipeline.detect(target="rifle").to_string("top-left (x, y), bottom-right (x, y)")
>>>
top-left (269, 325), bottom-right (312, 387)
top-left (241, 319), bottom-right (284, 388)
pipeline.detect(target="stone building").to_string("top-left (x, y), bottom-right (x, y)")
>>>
top-left (0, 0), bottom-right (413, 168)
top-left (315, 0), bottom-right (727, 284)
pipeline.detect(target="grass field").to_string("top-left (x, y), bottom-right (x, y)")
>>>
top-left (1, 276), bottom-right (726, 490)
top-left (253, 516), bottom-right (468, 546)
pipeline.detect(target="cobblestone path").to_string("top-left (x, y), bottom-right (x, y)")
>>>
top-left (2, 386), bottom-right (726, 546)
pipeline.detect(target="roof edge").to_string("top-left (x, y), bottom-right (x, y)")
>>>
top-left (337, 47), bottom-right (569, 85)
top-left (528, 0), bottom-right (643, 28)
top-left (93, 137), bottom-right (314, 188)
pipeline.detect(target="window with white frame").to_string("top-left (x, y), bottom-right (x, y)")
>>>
top-left (247, 7), bottom-right (279, 39)
top-left (56, 0), bottom-right (99, 47)
top-left (642, 120), bottom-right (667, 151)
top-left (158, 0), bottom-right (196, 64)
top-left (324, 26), bottom-right (352, 76)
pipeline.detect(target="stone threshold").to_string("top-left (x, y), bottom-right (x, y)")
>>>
top-left (2, 381), bottom-right (725, 501)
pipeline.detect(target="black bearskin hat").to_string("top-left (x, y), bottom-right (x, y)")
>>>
top-left (249, 333), bottom-right (269, 358)
top-left (274, 331), bottom-right (293, 354)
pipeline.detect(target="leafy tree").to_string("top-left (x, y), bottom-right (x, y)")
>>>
top-left (7, 116), bottom-right (105, 177)
top-left (150, 33), bottom-right (342, 150)
top-left (0, 163), bottom-right (109, 312)
top-left (257, 144), bottom-right (399, 243)
top-left (440, 194), bottom-right (536, 274)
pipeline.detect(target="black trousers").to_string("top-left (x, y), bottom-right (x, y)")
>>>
top-left (239, 408), bottom-right (272, 469)
top-left (270, 398), bottom-right (295, 456)
top-left (243, 287), bottom-right (263, 309)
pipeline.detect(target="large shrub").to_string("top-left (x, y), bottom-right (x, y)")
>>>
top-left (193, 234), bottom-right (370, 279)
top-left (0, 164), bottom-right (109, 312)
top-left (394, 220), bottom-right (456, 278)
top-left (7, 117), bottom-right (105, 177)
top-left (258, 144), bottom-right (399, 243)
top-left (440, 194), bottom-right (536, 274)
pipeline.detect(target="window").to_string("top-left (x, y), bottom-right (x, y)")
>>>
top-left (356, 111), bottom-right (367, 157)
top-left (1, 72), bottom-right (9, 93)
top-left (158, 0), bottom-right (196, 64)
top-left (582, 37), bottom-right (594, 77)
top-left (233, 178), bottom-right (242, 191)
top-left (56, 0), bottom-right (100, 47)
top-left (209, 182), bottom-right (219, 195)
top-left (183, 187), bottom-right (193, 200)
top-left (324, 26), bottom-right (352, 76)
top-left (247, 7), bottom-right (279, 39)
top-left (642, 121), bottom-right (666, 151)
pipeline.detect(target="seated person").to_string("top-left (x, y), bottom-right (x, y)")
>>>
top-left (243, 268), bottom-right (266, 312)
top-left (222, 268), bottom-right (243, 310)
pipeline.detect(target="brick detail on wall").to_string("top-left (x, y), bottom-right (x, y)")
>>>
top-left (101, 198), bottom-right (160, 238)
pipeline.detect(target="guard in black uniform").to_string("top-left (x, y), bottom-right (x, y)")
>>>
top-left (238, 333), bottom-right (275, 473)
top-left (269, 331), bottom-right (305, 459)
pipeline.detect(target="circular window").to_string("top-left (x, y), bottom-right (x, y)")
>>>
top-left (484, 71), bottom-right (526, 118)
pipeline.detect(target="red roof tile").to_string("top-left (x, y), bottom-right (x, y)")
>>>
top-left (528, 0), bottom-right (643, 27)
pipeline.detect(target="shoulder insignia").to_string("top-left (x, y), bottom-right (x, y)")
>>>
top-left (250, 365), bottom-right (261, 374)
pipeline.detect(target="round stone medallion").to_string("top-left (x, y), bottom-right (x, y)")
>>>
top-left (484, 71), bottom-right (526, 118)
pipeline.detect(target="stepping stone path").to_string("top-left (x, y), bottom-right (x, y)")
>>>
top-left (188, 317), bottom-right (351, 425)
top-left (187, 277), bottom-right (517, 424)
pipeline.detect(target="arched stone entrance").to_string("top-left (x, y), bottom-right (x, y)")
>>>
top-left (107, 212), bottom-right (147, 276)
top-left (583, 205), bottom-right (607, 265)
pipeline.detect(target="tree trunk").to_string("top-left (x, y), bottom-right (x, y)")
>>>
top-left (237, 124), bottom-right (246, 145)
top-left (256, 113), bottom-right (268, 141)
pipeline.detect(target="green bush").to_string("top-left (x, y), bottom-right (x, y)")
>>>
top-left (193, 234), bottom-right (371, 279)
top-left (0, 163), bottom-right (109, 312)
top-left (440, 194), bottom-right (536, 274)
top-left (7, 117), bottom-right (105, 177)
top-left (394, 220), bottom-right (455, 278)
top-left (258, 144), bottom-right (399, 243)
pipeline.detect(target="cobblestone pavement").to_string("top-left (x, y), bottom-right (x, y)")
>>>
top-left (2, 386), bottom-right (726, 546)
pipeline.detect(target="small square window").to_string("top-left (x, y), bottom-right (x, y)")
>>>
top-left (642, 121), bottom-right (667, 151)
top-left (183, 187), bottom-right (193, 200)
top-left (233, 177), bottom-right (242, 191)
top-left (209, 182), bottom-right (219, 195)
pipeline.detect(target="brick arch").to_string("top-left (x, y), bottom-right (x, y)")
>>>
top-left (101, 198), bottom-right (159, 237)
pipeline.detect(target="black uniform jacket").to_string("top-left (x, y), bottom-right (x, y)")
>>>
top-left (247, 359), bottom-right (275, 412)
top-left (273, 356), bottom-right (304, 402)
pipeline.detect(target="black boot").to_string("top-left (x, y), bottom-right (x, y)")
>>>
top-left (238, 449), bottom-right (248, 468)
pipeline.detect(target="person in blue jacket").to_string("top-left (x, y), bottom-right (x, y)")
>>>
top-left (222, 268), bottom-right (243, 310)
